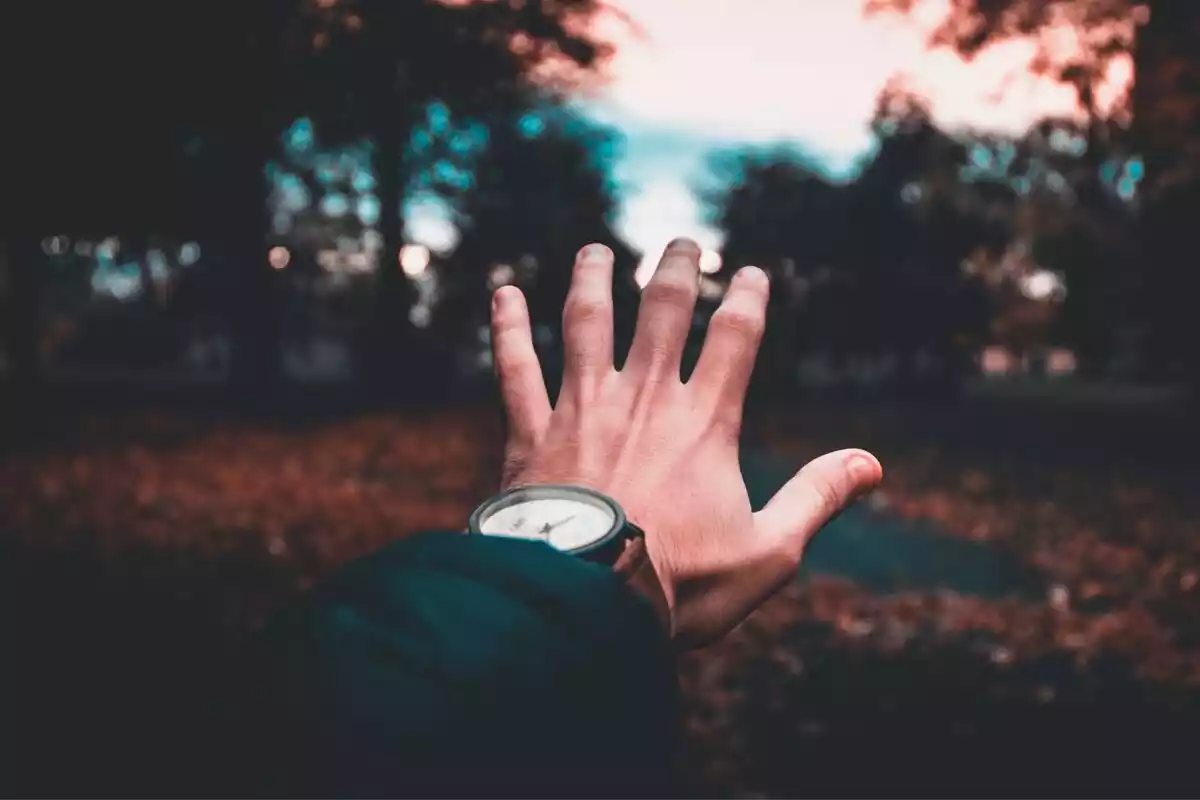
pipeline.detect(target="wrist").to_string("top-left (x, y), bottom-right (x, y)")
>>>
top-left (466, 484), bottom-right (675, 638)
top-left (612, 535), bottom-right (673, 639)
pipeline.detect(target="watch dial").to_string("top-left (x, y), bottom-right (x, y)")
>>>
top-left (480, 495), bottom-right (616, 552)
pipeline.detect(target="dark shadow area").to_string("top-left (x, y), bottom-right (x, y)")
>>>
top-left (0, 540), bottom-right (272, 795)
top-left (707, 623), bottom-right (1200, 797)
top-left (2, 524), bottom-right (1191, 798)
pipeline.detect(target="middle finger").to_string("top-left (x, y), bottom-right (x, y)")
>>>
top-left (623, 238), bottom-right (702, 383)
top-left (561, 243), bottom-right (616, 398)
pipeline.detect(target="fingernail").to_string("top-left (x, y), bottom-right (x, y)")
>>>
top-left (492, 287), bottom-right (510, 314)
top-left (664, 237), bottom-right (701, 255)
top-left (577, 243), bottom-right (613, 264)
top-left (846, 452), bottom-right (882, 484)
top-left (737, 265), bottom-right (768, 287)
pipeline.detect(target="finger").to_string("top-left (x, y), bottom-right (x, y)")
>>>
top-left (623, 238), bottom-right (702, 382)
top-left (689, 266), bottom-right (769, 430)
top-left (561, 243), bottom-right (615, 395)
top-left (491, 285), bottom-right (551, 445)
top-left (753, 449), bottom-right (883, 557)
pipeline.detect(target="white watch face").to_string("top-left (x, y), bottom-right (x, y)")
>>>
top-left (477, 490), bottom-right (618, 553)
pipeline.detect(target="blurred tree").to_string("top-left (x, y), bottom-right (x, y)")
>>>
top-left (705, 85), bottom-right (1006, 394)
top-left (441, 98), bottom-right (635, 392)
top-left (7, 0), bottom-right (621, 403)
top-left (9, 0), bottom-right (322, 401)
top-left (863, 0), bottom-right (1137, 153)
top-left (1, 239), bottom-right (40, 394)
top-left (7, 3), bottom-right (190, 390)
top-left (864, 0), bottom-right (1200, 384)
top-left (703, 145), bottom-right (849, 390)
top-left (843, 89), bottom-right (940, 374)
top-left (1003, 117), bottom-right (1137, 375)
top-left (1132, 2), bottom-right (1200, 384)
top-left (848, 86), bottom-right (1002, 389)
top-left (302, 0), bottom-right (621, 387)
top-left (708, 146), bottom-right (845, 274)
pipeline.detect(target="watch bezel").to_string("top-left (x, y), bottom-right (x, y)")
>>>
top-left (468, 484), bottom-right (627, 559)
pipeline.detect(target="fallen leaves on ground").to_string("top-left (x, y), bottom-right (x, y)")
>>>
top-left (2, 407), bottom-right (1198, 796)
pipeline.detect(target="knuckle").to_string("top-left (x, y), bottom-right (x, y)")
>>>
top-left (490, 313), bottom-right (518, 337)
top-left (563, 291), bottom-right (610, 327)
top-left (809, 474), bottom-right (845, 518)
top-left (495, 347), bottom-right (531, 375)
top-left (711, 306), bottom-right (765, 341)
top-left (644, 274), bottom-right (698, 309)
top-left (642, 340), bottom-right (675, 373)
top-left (706, 410), bottom-right (742, 444)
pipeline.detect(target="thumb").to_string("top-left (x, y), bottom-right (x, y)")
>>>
top-left (753, 448), bottom-right (883, 554)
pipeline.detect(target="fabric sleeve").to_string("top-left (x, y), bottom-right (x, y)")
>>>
top-left (243, 530), bottom-right (682, 798)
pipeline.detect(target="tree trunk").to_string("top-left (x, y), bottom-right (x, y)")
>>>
top-left (127, 234), bottom-right (160, 309)
top-left (217, 135), bottom-right (283, 406)
top-left (203, 0), bottom-right (293, 409)
top-left (1132, 2), bottom-right (1200, 388)
top-left (3, 237), bottom-right (42, 397)
top-left (361, 101), bottom-right (420, 396)
top-left (376, 123), bottom-right (411, 328)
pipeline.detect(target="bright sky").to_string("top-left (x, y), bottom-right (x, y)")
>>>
top-left (408, 0), bottom-right (1132, 265)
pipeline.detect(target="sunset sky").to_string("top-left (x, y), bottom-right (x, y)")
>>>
top-left (409, 0), bottom-right (1131, 263)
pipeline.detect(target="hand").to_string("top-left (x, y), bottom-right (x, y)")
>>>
top-left (489, 238), bottom-right (883, 650)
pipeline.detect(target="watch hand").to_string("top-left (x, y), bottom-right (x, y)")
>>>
top-left (538, 515), bottom-right (576, 537)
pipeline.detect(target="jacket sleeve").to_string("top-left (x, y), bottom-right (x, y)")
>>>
top-left (244, 531), bottom-right (682, 798)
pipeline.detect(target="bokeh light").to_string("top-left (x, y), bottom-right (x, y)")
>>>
top-left (178, 242), bottom-right (201, 266)
top-left (42, 235), bottom-right (69, 256)
top-left (488, 263), bottom-right (516, 290)
top-left (699, 275), bottom-right (726, 301)
top-left (320, 193), bottom-right (350, 217)
top-left (634, 242), bottom-right (723, 288)
top-left (95, 237), bottom-right (119, 261)
top-left (1046, 348), bottom-right (1078, 376)
top-left (356, 195), bottom-right (380, 225)
top-left (1020, 270), bottom-right (1065, 302)
top-left (268, 246), bottom-right (291, 270)
top-left (399, 244), bottom-right (430, 277)
top-left (980, 346), bottom-right (1015, 376)
top-left (409, 304), bottom-right (432, 327)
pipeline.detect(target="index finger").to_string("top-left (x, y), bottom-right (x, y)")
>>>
top-left (491, 286), bottom-right (551, 445)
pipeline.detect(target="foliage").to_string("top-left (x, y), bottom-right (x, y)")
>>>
top-left (438, 97), bottom-right (634, 385)
top-left (864, 0), bottom-right (1200, 384)
top-left (6, 0), bottom-right (621, 397)
top-left (704, 87), bottom-right (1006, 391)
top-left (864, 0), bottom-right (1139, 128)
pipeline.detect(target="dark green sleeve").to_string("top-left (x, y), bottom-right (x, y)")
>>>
top-left (245, 531), bottom-right (682, 798)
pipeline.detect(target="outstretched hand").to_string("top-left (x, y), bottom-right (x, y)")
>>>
top-left (490, 238), bottom-right (883, 650)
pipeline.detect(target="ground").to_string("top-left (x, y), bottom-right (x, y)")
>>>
top-left (1, 397), bottom-right (1198, 796)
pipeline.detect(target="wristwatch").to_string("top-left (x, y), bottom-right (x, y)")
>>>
top-left (467, 484), bottom-right (671, 634)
